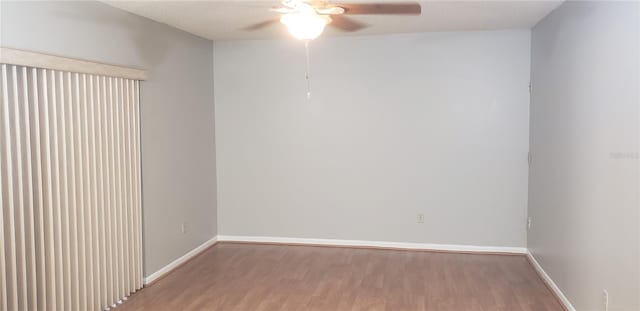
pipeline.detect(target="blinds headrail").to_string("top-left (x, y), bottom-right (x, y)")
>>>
top-left (0, 47), bottom-right (147, 80)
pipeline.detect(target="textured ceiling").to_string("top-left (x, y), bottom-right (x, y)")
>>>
top-left (104, 0), bottom-right (563, 40)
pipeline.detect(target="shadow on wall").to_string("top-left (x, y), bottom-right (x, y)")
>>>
top-left (49, 2), bottom-right (171, 67)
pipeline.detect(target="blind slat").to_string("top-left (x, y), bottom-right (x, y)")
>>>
top-left (57, 70), bottom-right (73, 311)
top-left (29, 67), bottom-right (48, 311)
top-left (40, 69), bottom-right (59, 310)
top-left (67, 72), bottom-right (81, 311)
top-left (20, 67), bottom-right (38, 311)
top-left (11, 65), bottom-right (29, 311)
top-left (0, 115), bottom-right (7, 309)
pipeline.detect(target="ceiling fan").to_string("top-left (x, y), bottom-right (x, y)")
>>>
top-left (244, 0), bottom-right (422, 40)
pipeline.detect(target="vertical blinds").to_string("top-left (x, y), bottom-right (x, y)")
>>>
top-left (0, 64), bottom-right (143, 311)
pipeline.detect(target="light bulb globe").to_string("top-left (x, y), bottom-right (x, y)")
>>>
top-left (281, 13), bottom-right (331, 40)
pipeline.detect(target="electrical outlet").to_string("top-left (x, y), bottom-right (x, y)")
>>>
top-left (181, 222), bottom-right (188, 234)
top-left (527, 217), bottom-right (532, 230)
top-left (603, 289), bottom-right (609, 311)
top-left (417, 213), bottom-right (424, 224)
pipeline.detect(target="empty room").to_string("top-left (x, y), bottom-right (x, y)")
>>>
top-left (0, 0), bottom-right (638, 310)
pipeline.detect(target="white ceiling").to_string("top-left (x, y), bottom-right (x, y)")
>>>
top-left (104, 0), bottom-right (563, 40)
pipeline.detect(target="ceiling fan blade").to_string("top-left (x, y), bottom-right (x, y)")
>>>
top-left (329, 15), bottom-right (367, 32)
top-left (270, 6), bottom-right (294, 13)
top-left (242, 19), bottom-right (279, 31)
top-left (338, 2), bottom-right (421, 15)
top-left (315, 6), bottom-right (345, 15)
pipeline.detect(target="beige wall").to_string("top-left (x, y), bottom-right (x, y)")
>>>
top-left (0, 1), bottom-right (217, 276)
top-left (529, 1), bottom-right (639, 310)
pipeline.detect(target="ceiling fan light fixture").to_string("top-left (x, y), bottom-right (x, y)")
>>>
top-left (280, 12), bottom-right (331, 40)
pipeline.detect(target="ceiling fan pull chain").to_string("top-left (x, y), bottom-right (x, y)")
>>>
top-left (305, 40), bottom-right (311, 99)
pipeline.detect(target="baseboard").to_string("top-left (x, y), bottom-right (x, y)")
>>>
top-left (216, 235), bottom-right (527, 254)
top-left (526, 251), bottom-right (576, 311)
top-left (144, 236), bottom-right (218, 285)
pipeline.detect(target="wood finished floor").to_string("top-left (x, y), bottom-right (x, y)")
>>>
top-left (117, 243), bottom-right (564, 311)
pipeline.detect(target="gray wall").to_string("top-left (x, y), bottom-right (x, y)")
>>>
top-left (214, 30), bottom-right (531, 247)
top-left (529, 2), bottom-right (639, 310)
top-left (1, 1), bottom-right (217, 276)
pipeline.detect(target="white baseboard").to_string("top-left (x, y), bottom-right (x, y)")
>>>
top-left (526, 251), bottom-right (576, 311)
top-left (144, 236), bottom-right (218, 285)
top-left (216, 235), bottom-right (527, 254)
top-left (143, 235), bottom-right (523, 286)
